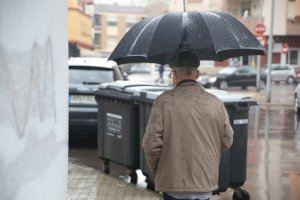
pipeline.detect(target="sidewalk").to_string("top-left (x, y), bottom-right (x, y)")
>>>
top-left (68, 149), bottom-right (161, 200)
top-left (68, 161), bottom-right (160, 200)
top-left (68, 149), bottom-right (232, 200)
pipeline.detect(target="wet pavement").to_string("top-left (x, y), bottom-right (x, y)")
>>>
top-left (68, 83), bottom-right (300, 200)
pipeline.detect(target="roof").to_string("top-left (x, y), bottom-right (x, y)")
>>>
top-left (68, 57), bottom-right (117, 69)
top-left (95, 4), bottom-right (147, 15)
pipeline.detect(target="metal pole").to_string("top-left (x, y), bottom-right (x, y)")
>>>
top-left (256, 0), bottom-right (263, 92)
top-left (266, 0), bottom-right (275, 102)
top-left (183, 0), bottom-right (186, 12)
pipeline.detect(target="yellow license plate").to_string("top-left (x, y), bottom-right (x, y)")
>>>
top-left (70, 95), bottom-right (96, 104)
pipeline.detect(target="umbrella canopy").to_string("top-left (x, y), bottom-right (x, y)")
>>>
top-left (109, 11), bottom-right (265, 65)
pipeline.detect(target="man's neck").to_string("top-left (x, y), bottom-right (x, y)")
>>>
top-left (176, 79), bottom-right (197, 86)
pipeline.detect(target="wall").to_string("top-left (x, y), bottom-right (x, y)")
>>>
top-left (0, 1), bottom-right (68, 200)
top-left (187, 0), bottom-right (205, 11)
top-left (263, 0), bottom-right (287, 35)
top-left (296, 0), bottom-right (300, 18)
top-left (68, 7), bottom-right (93, 49)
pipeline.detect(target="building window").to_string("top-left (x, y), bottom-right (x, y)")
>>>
top-left (241, 1), bottom-right (251, 18)
top-left (94, 33), bottom-right (101, 47)
top-left (290, 50), bottom-right (299, 65)
top-left (95, 14), bottom-right (101, 27)
top-left (107, 16), bottom-right (118, 26)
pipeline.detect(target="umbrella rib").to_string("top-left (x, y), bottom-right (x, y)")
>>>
top-left (199, 11), bottom-right (217, 55)
top-left (128, 15), bottom-right (161, 55)
top-left (211, 12), bottom-right (241, 52)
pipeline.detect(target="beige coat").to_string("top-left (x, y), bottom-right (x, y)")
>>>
top-left (142, 81), bottom-right (234, 193)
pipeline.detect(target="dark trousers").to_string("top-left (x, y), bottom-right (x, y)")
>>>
top-left (162, 193), bottom-right (209, 200)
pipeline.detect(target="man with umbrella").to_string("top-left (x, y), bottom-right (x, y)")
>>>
top-left (108, 11), bottom-right (264, 200)
top-left (142, 51), bottom-right (234, 200)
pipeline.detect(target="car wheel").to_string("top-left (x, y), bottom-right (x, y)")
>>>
top-left (233, 189), bottom-right (250, 200)
top-left (219, 81), bottom-right (228, 90)
top-left (295, 96), bottom-right (300, 113)
top-left (241, 85), bottom-right (247, 90)
top-left (287, 76), bottom-right (295, 84)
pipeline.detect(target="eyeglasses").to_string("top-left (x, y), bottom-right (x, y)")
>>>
top-left (169, 70), bottom-right (174, 79)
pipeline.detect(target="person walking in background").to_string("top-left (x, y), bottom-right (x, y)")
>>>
top-left (142, 52), bottom-right (234, 200)
top-left (156, 64), bottom-right (165, 83)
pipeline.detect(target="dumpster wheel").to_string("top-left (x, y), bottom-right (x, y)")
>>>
top-left (146, 177), bottom-right (155, 191)
top-left (100, 159), bottom-right (110, 174)
top-left (233, 187), bottom-right (250, 200)
top-left (128, 170), bottom-right (138, 184)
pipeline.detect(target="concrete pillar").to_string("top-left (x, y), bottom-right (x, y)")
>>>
top-left (281, 53), bottom-right (287, 65)
top-left (0, 1), bottom-right (68, 200)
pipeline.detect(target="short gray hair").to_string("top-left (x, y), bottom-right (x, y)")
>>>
top-left (173, 67), bottom-right (198, 76)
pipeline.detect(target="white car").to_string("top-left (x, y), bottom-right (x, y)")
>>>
top-left (265, 64), bottom-right (296, 84)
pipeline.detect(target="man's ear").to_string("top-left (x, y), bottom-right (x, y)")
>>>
top-left (196, 70), bottom-right (200, 79)
top-left (173, 70), bottom-right (178, 78)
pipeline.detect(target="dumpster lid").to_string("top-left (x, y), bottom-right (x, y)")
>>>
top-left (143, 88), bottom-right (256, 104)
top-left (98, 81), bottom-right (155, 91)
top-left (129, 86), bottom-right (172, 96)
top-left (206, 89), bottom-right (256, 104)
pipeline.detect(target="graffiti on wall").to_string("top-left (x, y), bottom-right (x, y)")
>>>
top-left (0, 38), bottom-right (57, 138)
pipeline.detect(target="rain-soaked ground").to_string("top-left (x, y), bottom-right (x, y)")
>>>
top-left (68, 84), bottom-right (300, 200)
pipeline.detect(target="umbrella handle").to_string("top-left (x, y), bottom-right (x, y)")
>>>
top-left (183, 0), bottom-right (186, 12)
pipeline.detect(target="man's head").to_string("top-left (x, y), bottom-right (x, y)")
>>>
top-left (170, 52), bottom-right (200, 85)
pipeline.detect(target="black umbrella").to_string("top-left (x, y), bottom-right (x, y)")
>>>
top-left (109, 11), bottom-right (265, 65)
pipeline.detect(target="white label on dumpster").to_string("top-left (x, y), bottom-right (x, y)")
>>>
top-left (233, 119), bottom-right (248, 125)
top-left (106, 113), bottom-right (123, 139)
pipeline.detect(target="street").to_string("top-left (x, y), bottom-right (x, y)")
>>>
top-left (68, 83), bottom-right (300, 200)
top-left (2, 1), bottom-right (300, 199)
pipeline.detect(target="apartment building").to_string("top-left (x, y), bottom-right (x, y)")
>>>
top-left (94, 4), bottom-right (147, 54)
top-left (224, 0), bottom-right (300, 66)
top-left (68, 0), bottom-right (93, 57)
top-left (170, 0), bottom-right (300, 67)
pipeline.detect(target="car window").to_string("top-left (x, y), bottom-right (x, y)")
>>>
top-left (271, 64), bottom-right (280, 70)
top-left (69, 66), bottom-right (114, 84)
top-left (273, 66), bottom-right (281, 70)
top-left (219, 67), bottom-right (236, 74)
top-left (248, 67), bottom-right (257, 74)
top-left (283, 65), bottom-right (292, 71)
top-left (237, 68), bottom-right (248, 73)
top-left (237, 66), bottom-right (256, 74)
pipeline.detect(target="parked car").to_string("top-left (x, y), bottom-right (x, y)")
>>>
top-left (264, 64), bottom-right (296, 84)
top-left (197, 73), bottom-right (216, 88)
top-left (215, 66), bottom-right (266, 90)
top-left (69, 57), bottom-right (123, 143)
top-left (295, 83), bottom-right (300, 113)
